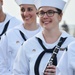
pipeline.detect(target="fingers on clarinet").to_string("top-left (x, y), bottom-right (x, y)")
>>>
top-left (43, 72), bottom-right (55, 75)
top-left (47, 65), bottom-right (56, 69)
top-left (44, 68), bottom-right (56, 73)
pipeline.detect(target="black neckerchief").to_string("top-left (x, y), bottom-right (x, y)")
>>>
top-left (19, 30), bottom-right (26, 41)
top-left (0, 20), bottom-right (10, 39)
top-left (34, 37), bottom-right (67, 75)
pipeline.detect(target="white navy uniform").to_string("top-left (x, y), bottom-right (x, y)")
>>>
top-left (0, 24), bottom-right (41, 75)
top-left (56, 41), bottom-right (75, 75)
top-left (0, 13), bottom-right (22, 38)
top-left (13, 31), bottom-right (75, 75)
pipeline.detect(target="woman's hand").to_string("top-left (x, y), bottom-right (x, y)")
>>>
top-left (43, 65), bottom-right (56, 75)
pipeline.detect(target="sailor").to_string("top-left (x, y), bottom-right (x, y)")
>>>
top-left (0, 0), bottom-right (22, 39)
top-left (12, 0), bottom-right (75, 75)
top-left (0, 0), bottom-right (41, 75)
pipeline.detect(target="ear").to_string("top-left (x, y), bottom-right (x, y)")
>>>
top-left (60, 13), bottom-right (63, 17)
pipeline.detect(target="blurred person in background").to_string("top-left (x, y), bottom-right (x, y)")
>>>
top-left (0, 0), bottom-right (22, 39)
top-left (61, 21), bottom-right (69, 33)
top-left (0, 0), bottom-right (41, 75)
top-left (12, 0), bottom-right (75, 75)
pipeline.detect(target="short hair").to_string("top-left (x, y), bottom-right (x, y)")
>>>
top-left (56, 8), bottom-right (62, 15)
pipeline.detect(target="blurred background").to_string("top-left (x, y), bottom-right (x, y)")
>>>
top-left (3, 0), bottom-right (75, 36)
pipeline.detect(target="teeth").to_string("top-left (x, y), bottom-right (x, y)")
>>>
top-left (25, 17), bottom-right (30, 20)
top-left (44, 22), bottom-right (49, 24)
top-left (44, 22), bottom-right (49, 23)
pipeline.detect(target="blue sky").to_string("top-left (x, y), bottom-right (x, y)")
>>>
top-left (3, 0), bottom-right (75, 25)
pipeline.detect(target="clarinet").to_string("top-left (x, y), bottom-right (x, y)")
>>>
top-left (44, 47), bottom-right (67, 75)
top-left (43, 45), bottom-right (60, 75)
top-left (43, 46), bottom-right (60, 75)
top-left (44, 37), bottom-right (67, 68)
top-left (46, 45), bottom-right (60, 66)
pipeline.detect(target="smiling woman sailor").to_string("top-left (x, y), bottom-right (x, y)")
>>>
top-left (0, 0), bottom-right (41, 75)
top-left (13, 0), bottom-right (75, 75)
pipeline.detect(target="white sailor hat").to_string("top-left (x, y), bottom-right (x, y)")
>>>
top-left (15, 0), bottom-right (35, 6)
top-left (34, 0), bottom-right (68, 10)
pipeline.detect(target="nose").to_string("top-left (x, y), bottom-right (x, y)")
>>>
top-left (23, 10), bottom-right (29, 15)
top-left (43, 13), bottom-right (48, 18)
